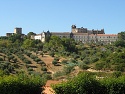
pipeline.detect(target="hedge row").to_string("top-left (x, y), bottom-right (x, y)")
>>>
top-left (0, 74), bottom-right (45, 94)
top-left (52, 73), bottom-right (125, 94)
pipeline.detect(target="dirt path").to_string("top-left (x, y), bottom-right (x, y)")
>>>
top-left (38, 54), bottom-right (64, 74)
top-left (39, 55), bottom-right (54, 73)
top-left (31, 52), bottom-right (55, 73)
top-left (42, 80), bottom-right (62, 94)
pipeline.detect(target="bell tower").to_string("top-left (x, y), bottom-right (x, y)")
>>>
top-left (71, 25), bottom-right (77, 33)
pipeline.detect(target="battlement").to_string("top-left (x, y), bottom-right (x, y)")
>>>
top-left (71, 25), bottom-right (105, 34)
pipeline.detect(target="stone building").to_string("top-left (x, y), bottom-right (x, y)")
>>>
top-left (6, 33), bottom-right (14, 37)
top-left (71, 25), bottom-right (105, 34)
top-left (32, 25), bottom-right (118, 44)
top-left (14, 28), bottom-right (22, 34)
top-left (6, 27), bottom-right (25, 37)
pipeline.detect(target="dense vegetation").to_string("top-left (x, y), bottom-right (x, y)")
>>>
top-left (0, 31), bottom-right (125, 93)
top-left (52, 72), bottom-right (125, 94)
top-left (0, 70), bottom-right (45, 94)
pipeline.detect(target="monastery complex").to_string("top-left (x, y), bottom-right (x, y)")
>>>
top-left (31, 25), bottom-right (118, 44)
top-left (6, 25), bottom-right (118, 44)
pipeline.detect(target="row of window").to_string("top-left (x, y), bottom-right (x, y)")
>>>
top-left (56, 35), bottom-right (117, 39)
top-left (74, 39), bottom-right (117, 42)
top-left (73, 36), bottom-right (117, 39)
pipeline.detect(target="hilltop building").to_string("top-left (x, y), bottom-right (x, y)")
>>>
top-left (32, 25), bottom-right (118, 44)
top-left (71, 25), bottom-right (105, 34)
top-left (6, 27), bottom-right (22, 36)
top-left (6, 27), bottom-right (25, 37)
top-left (14, 28), bottom-right (22, 34)
top-left (31, 32), bottom-right (46, 42)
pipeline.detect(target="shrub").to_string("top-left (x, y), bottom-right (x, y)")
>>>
top-left (112, 71), bottom-right (122, 78)
top-left (24, 59), bottom-right (31, 64)
top-left (28, 67), bottom-right (33, 71)
top-left (41, 67), bottom-right (47, 71)
top-left (78, 62), bottom-right (89, 70)
top-left (52, 60), bottom-right (58, 65)
top-left (114, 65), bottom-right (124, 72)
top-left (26, 52), bottom-right (32, 57)
top-left (42, 73), bottom-right (52, 80)
top-left (53, 71), bottom-right (64, 78)
top-left (0, 62), bottom-right (14, 74)
top-left (0, 57), bottom-right (3, 61)
top-left (0, 74), bottom-right (45, 94)
top-left (12, 58), bottom-right (18, 63)
top-left (40, 52), bottom-right (44, 57)
top-left (49, 51), bottom-right (55, 57)
top-left (95, 62), bottom-right (104, 70)
top-left (30, 54), bottom-right (37, 59)
top-left (63, 64), bottom-right (74, 75)
top-left (52, 73), bottom-right (103, 94)
top-left (61, 60), bottom-right (68, 64)
top-left (35, 58), bottom-right (41, 63)
top-left (54, 57), bottom-right (59, 61)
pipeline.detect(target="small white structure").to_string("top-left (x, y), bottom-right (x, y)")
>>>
top-left (33, 32), bottom-right (46, 42)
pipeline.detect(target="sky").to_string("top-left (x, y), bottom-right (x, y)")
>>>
top-left (0, 0), bottom-right (125, 36)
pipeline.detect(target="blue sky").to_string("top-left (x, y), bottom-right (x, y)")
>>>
top-left (0, 0), bottom-right (125, 36)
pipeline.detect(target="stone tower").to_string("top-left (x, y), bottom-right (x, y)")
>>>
top-left (71, 25), bottom-right (77, 33)
top-left (14, 28), bottom-right (22, 34)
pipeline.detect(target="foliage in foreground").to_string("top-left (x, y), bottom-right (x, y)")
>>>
top-left (0, 72), bottom-right (45, 94)
top-left (52, 73), bottom-right (125, 94)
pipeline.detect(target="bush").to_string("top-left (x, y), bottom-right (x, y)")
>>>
top-left (114, 65), bottom-right (124, 72)
top-left (63, 64), bottom-right (74, 75)
top-left (35, 58), bottom-right (41, 63)
top-left (24, 59), bottom-right (31, 64)
top-left (40, 52), bottom-right (44, 57)
top-left (52, 72), bottom-right (125, 94)
top-left (0, 57), bottom-right (3, 61)
top-left (52, 60), bottom-right (58, 65)
top-left (52, 73), bottom-right (103, 94)
top-left (0, 62), bottom-right (14, 74)
top-left (42, 73), bottom-right (52, 80)
top-left (78, 62), bottom-right (89, 70)
top-left (12, 58), bottom-right (18, 63)
top-left (54, 57), bottom-right (59, 61)
top-left (112, 71), bottom-right (122, 78)
top-left (41, 67), bottom-right (47, 71)
top-left (49, 51), bottom-right (55, 57)
top-left (0, 74), bottom-right (45, 94)
top-left (26, 52), bottom-right (32, 57)
top-left (53, 71), bottom-right (64, 78)
top-left (61, 60), bottom-right (68, 64)
top-left (30, 54), bottom-right (37, 59)
top-left (28, 67), bottom-right (33, 71)
top-left (95, 62), bottom-right (104, 70)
